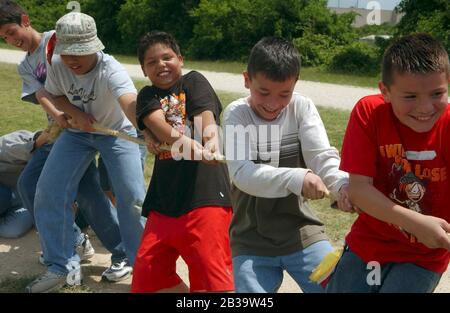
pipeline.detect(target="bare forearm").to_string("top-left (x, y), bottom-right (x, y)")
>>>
top-left (51, 96), bottom-right (83, 118)
top-left (35, 89), bottom-right (64, 119)
top-left (144, 115), bottom-right (185, 145)
top-left (348, 177), bottom-right (420, 231)
top-left (118, 94), bottom-right (139, 129)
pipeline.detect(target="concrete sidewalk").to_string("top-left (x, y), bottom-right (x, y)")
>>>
top-left (3, 48), bottom-right (450, 109)
top-left (0, 48), bottom-right (380, 110)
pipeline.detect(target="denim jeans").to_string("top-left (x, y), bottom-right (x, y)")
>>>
top-left (0, 184), bottom-right (33, 238)
top-left (326, 246), bottom-right (442, 293)
top-left (18, 142), bottom-right (128, 272)
top-left (34, 130), bottom-right (146, 275)
top-left (98, 130), bottom-right (147, 193)
top-left (233, 240), bottom-right (334, 293)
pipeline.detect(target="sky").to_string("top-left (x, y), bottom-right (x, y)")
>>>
top-left (328, 0), bottom-right (402, 10)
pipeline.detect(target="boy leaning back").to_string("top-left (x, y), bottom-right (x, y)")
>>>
top-left (223, 37), bottom-right (353, 293)
top-left (131, 31), bottom-right (233, 293)
top-left (327, 33), bottom-right (450, 293)
top-left (26, 12), bottom-right (146, 292)
top-left (0, 0), bottom-right (133, 288)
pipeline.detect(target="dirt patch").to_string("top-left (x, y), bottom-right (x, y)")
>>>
top-left (0, 229), bottom-right (448, 293)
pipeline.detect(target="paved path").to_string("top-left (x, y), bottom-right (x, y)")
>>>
top-left (3, 48), bottom-right (449, 109)
top-left (0, 48), bottom-right (379, 110)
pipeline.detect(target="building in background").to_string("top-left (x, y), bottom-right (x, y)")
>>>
top-left (329, 2), bottom-right (404, 27)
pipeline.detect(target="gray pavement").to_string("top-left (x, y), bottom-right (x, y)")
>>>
top-left (4, 48), bottom-right (449, 109)
top-left (1, 48), bottom-right (379, 110)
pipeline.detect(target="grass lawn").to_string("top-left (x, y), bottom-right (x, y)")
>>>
top-left (0, 62), bottom-right (356, 291)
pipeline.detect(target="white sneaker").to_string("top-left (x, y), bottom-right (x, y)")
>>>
top-left (25, 267), bottom-right (82, 293)
top-left (102, 260), bottom-right (132, 282)
top-left (38, 234), bottom-right (95, 265)
top-left (76, 234), bottom-right (95, 261)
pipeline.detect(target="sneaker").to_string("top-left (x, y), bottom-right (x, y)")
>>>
top-left (25, 268), bottom-right (82, 293)
top-left (76, 234), bottom-right (95, 261)
top-left (38, 234), bottom-right (95, 265)
top-left (102, 260), bottom-right (132, 282)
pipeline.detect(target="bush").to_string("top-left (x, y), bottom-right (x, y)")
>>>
top-left (293, 32), bottom-right (337, 67)
top-left (117, 0), bottom-right (199, 55)
top-left (396, 0), bottom-right (450, 52)
top-left (188, 0), bottom-right (303, 60)
top-left (17, 0), bottom-right (68, 32)
top-left (328, 42), bottom-right (381, 75)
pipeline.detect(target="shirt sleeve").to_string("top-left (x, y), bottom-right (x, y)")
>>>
top-left (44, 59), bottom-right (65, 97)
top-left (184, 71), bottom-right (221, 121)
top-left (340, 98), bottom-right (378, 178)
top-left (0, 130), bottom-right (35, 164)
top-left (223, 102), bottom-right (310, 199)
top-left (296, 97), bottom-right (348, 193)
top-left (17, 62), bottom-right (43, 104)
top-left (107, 62), bottom-right (137, 100)
top-left (136, 87), bottom-right (162, 130)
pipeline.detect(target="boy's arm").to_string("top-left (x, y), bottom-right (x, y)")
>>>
top-left (118, 93), bottom-right (139, 129)
top-left (350, 174), bottom-right (450, 250)
top-left (298, 98), bottom-right (348, 193)
top-left (192, 110), bottom-right (222, 163)
top-left (35, 88), bottom-right (70, 128)
top-left (46, 92), bottom-right (97, 132)
top-left (224, 105), bottom-right (312, 199)
top-left (141, 109), bottom-right (204, 159)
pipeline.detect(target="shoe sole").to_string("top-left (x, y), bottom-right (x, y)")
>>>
top-left (102, 270), bottom-right (132, 282)
top-left (26, 279), bottom-right (83, 293)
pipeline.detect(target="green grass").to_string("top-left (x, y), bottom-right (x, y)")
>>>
top-left (0, 63), bottom-right (47, 134)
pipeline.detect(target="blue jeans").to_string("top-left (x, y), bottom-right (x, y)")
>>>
top-left (233, 240), bottom-right (334, 293)
top-left (34, 130), bottom-right (146, 275)
top-left (326, 247), bottom-right (442, 293)
top-left (98, 130), bottom-right (147, 193)
top-left (18, 142), bottom-right (128, 271)
top-left (0, 184), bottom-right (33, 238)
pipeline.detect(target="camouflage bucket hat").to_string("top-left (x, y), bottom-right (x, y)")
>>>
top-left (54, 12), bottom-right (104, 56)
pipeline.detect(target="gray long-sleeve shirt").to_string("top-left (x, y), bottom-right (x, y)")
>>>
top-left (223, 93), bottom-right (348, 257)
top-left (0, 130), bottom-right (35, 188)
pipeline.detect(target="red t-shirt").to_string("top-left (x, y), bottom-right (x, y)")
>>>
top-left (340, 94), bottom-right (450, 273)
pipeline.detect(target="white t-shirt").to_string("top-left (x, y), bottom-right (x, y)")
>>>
top-left (45, 52), bottom-right (136, 132)
top-left (17, 30), bottom-right (55, 104)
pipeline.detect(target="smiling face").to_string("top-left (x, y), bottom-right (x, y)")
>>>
top-left (0, 15), bottom-right (34, 52)
top-left (244, 72), bottom-right (297, 121)
top-left (60, 54), bottom-right (98, 76)
top-left (141, 43), bottom-right (184, 90)
top-left (379, 71), bottom-right (449, 133)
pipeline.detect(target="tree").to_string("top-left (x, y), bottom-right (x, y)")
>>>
top-left (17, 0), bottom-right (68, 32)
top-left (117, 0), bottom-right (200, 55)
top-left (189, 0), bottom-right (357, 62)
top-left (395, 0), bottom-right (450, 51)
top-left (83, 0), bottom-right (126, 53)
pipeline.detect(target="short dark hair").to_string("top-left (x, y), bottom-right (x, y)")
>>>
top-left (0, 0), bottom-right (26, 26)
top-left (137, 31), bottom-right (181, 65)
top-left (247, 37), bottom-right (300, 82)
top-left (382, 33), bottom-right (450, 87)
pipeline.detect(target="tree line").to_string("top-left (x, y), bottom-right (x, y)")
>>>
top-left (17, 0), bottom-right (449, 75)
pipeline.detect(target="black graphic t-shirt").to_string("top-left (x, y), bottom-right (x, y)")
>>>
top-left (137, 71), bottom-right (231, 217)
